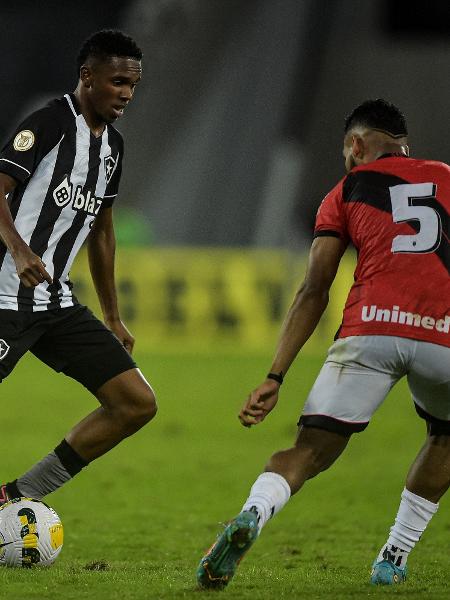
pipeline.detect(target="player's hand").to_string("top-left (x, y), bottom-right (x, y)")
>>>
top-left (239, 379), bottom-right (281, 428)
top-left (105, 318), bottom-right (135, 354)
top-left (12, 244), bottom-right (53, 288)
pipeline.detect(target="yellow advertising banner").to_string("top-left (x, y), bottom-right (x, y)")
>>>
top-left (70, 248), bottom-right (356, 355)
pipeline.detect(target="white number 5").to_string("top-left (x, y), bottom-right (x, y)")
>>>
top-left (389, 183), bottom-right (442, 253)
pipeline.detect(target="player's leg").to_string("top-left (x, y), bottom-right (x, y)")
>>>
top-left (197, 336), bottom-right (400, 588)
top-left (372, 340), bottom-right (450, 585)
top-left (370, 434), bottom-right (443, 586)
top-left (406, 431), bottom-right (450, 502)
top-left (4, 370), bottom-right (156, 502)
top-left (197, 426), bottom-right (350, 590)
top-left (263, 425), bottom-right (350, 494)
top-left (0, 312), bottom-right (50, 505)
top-left (2, 306), bottom-right (157, 502)
top-left (65, 367), bottom-right (157, 461)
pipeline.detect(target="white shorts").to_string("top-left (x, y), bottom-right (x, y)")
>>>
top-left (299, 335), bottom-right (450, 435)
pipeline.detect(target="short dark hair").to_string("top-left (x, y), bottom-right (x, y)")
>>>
top-left (344, 99), bottom-right (408, 137)
top-left (77, 29), bottom-right (142, 72)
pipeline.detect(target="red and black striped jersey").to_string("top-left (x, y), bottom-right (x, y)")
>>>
top-left (315, 155), bottom-right (450, 347)
top-left (0, 94), bottom-right (123, 311)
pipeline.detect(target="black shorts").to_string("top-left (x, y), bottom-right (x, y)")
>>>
top-left (0, 305), bottom-right (136, 394)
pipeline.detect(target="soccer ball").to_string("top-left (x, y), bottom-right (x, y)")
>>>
top-left (0, 498), bottom-right (63, 568)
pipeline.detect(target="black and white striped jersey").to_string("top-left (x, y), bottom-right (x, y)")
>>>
top-left (0, 93), bottom-right (123, 311)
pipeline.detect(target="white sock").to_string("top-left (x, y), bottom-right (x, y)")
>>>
top-left (376, 487), bottom-right (439, 568)
top-left (241, 472), bottom-right (291, 533)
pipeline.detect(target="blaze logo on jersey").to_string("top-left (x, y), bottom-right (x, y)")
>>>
top-left (52, 176), bottom-right (103, 216)
top-left (13, 130), bottom-right (35, 152)
top-left (0, 339), bottom-right (10, 361)
top-left (53, 176), bottom-right (73, 207)
top-left (104, 154), bottom-right (118, 184)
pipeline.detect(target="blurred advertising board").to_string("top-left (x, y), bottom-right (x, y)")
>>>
top-left (71, 248), bottom-right (356, 355)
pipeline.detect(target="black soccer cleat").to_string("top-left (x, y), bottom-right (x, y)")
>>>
top-left (0, 481), bottom-right (22, 506)
top-left (0, 484), bottom-right (9, 506)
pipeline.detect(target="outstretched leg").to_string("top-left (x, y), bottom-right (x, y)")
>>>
top-left (239, 426), bottom-right (350, 530)
top-left (197, 426), bottom-right (350, 589)
top-left (267, 425), bottom-right (351, 493)
top-left (2, 369), bottom-right (157, 503)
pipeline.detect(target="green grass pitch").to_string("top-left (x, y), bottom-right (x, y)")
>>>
top-left (1, 350), bottom-right (450, 599)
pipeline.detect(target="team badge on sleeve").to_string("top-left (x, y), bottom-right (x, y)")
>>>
top-left (13, 130), bottom-right (35, 152)
top-left (104, 154), bottom-right (118, 184)
top-left (0, 340), bottom-right (10, 361)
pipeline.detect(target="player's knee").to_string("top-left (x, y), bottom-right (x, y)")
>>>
top-left (135, 388), bottom-right (158, 425)
top-left (121, 388), bottom-right (157, 431)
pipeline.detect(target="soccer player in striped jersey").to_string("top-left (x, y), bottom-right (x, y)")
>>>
top-left (197, 99), bottom-right (450, 588)
top-left (0, 31), bottom-right (157, 507)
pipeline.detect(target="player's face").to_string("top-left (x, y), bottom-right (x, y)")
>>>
top-left (85, 57), bottom-right (142, 126)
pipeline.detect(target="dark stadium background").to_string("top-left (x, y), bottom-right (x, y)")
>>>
top-left (2, 0), bottom-right (449, 248)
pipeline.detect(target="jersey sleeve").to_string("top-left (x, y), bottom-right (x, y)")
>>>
top-left (313, 178), bottom-right (349, 242)
top-left (101, 129), bottom-right (124, 209)
top-left (0, 105), bottom-right (64, 184)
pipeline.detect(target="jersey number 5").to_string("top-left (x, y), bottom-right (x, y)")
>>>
top-left (389, 182), bottom-right (442, 253)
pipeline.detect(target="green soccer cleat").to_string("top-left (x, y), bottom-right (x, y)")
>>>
top-left (370, 559), bottom-right (407, 585)
top-left (197, 511), bottom-right (259, 589)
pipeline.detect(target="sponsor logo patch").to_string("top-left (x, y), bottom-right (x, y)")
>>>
top-left (49, 523), bottom-right (64, 550)
top-left (52, 176), bottom-right (103, 216)
top-left (13, 130), bottom-right (35, 152)
top-left (361, 305), bottom-right (450, 334)
top-left (0, 339), bottom-right (9, 361)
top-left (53, 176), bottom-right (73, 208)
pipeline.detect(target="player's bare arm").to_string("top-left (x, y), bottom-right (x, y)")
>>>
top-left (0, 172), bottom-right (52, 288)
top-left (87, 206), bottom-right (135, 353)
top-left (239, 235), bottom-right (346, 427)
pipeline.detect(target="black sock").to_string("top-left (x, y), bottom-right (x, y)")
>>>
top-left (54, 439), bottom-right (89, 477)
top-left (5, 479), bottom-right (22, 500)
